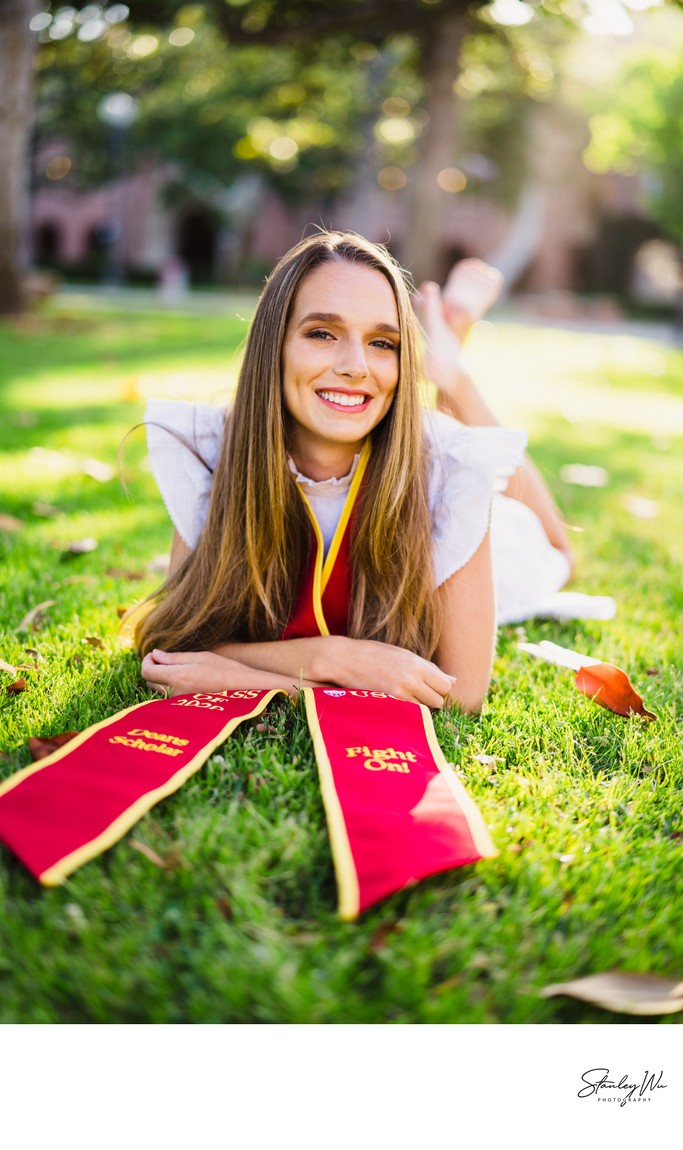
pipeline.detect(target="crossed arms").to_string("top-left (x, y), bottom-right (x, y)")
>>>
top-left (141, 528), bottom-right (496, 713)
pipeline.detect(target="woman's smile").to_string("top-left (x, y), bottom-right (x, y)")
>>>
top-left (315, 388), bottom-right (371, 411)
top-left (282, 260), bottom-right (400, 479)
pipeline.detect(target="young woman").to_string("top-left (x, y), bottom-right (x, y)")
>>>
top-left (137, 231), bottom-right (601, 711)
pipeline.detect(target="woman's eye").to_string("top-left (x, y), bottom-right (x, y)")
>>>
top-left (372, 339), bottom-right (399, 352)
top-left (306, 329), bottom-right (333, 341)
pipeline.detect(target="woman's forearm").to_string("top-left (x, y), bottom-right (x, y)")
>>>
top-left (212, 635), bottom-right (456, 709)
top-left (211, 636), bottom-right (340, 684)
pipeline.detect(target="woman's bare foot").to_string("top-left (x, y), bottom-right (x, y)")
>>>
top-left (413, 280), bottom-right (467, 403)
top-left (443, 258), bottom-right (504, 342)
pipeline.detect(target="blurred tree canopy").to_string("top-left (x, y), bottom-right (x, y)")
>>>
top-left (32, 0), bottom-right (578, 280)
top-left (583, 48), bottom-right (683, 247)
top-left (1, 0), bottom-right (681, 311)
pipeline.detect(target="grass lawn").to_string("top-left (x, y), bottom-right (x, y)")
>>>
top-left (1, 297), bottom-right (682, 1024)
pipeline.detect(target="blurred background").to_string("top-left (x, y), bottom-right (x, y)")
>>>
top-left (3, 0), bottom-right (683, 320)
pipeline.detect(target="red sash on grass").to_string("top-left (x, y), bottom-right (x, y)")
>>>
top-left (0, 689), bottom-right (284, 886)
top-left (303, 687), bottom-right (497, 919)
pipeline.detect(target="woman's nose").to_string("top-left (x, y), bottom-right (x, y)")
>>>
top-left (335, 337), bottom-right (368, 379)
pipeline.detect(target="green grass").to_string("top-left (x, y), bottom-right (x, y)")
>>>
top-left (1, 299), bottom-right (682, 1024)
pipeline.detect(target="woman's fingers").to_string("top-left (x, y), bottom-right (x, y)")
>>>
top-left (149, 648), bottom-right (203, 664)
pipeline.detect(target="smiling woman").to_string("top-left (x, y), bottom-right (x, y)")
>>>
top-left (133, 231), bottom-right (529, 711)
top-left (282, 262), bottom-right (400, 479)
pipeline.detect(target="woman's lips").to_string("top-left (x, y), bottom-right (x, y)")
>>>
top-left (315, 389), bottom-right (371, 412)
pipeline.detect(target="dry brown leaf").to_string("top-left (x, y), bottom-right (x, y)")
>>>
top-left (82, 636), bottom-right (105, 649)
top-left (129, 838), bottom-right (168, 869)
top-left (432, 974), bottom-right (462, 996)
top-left (6, 678), bottom-right (27, 694)
top-left (560, 463), bottom-right (609, 488)
top-left (58, 538), bottom-right (98, 555)
top-left (128, 841), bottom-right (178, 864)
top-left (541, 970), bottom-right (683, 1015)
top-left (0, 514), bottom-right (23, 532)
top-left (81, 458), bottom-right (115, 483)
top-left (215, 896), bottom-right (234, 921)
top-left (24, 647), bottom-right (45, 662)
top-left (28, 731), bottom-right (79, 761)
top-left (575, 662), bottom-right (657, 721)
top-left (16, 600), bottom-right (56, 633)
top-left (622, 495), bottom-right (659, 520)
top-left (32, 501), bottom-right (60, 518)
top-left (105, 567), bottom-right (144, 581)
top-left (0, 658), bottom-right (17, 675)
top-left (28, 446), bottom-right (74, 471)
top-left (147, 554), bottom-right (170, 574)
top-left (14, 410), bottom-right (37, 428)
top-left (116, 606), bottom-right (129, 619)
top-left (369, 922), bottom-right (403, 954)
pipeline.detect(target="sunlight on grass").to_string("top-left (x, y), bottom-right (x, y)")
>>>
top-left (1, 300), bottom-right (682, 1024)
top-left (468, 321), bottom-right (683, 434)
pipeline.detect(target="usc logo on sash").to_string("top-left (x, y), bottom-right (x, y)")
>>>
top-left (345, 745), bottom-right (417, 773)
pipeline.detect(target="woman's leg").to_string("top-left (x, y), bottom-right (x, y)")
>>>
top-left (414, 262), bottom-right (575, 575)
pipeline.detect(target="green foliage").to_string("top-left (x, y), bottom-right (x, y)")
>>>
top-left (32, 0), bottom-right (579, 224)
top-left (583, 48), bottom-right (683, 245)
top-left (1, 295), bottom-right (682, 1022)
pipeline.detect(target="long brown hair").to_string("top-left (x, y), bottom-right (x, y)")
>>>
top-left (134, 231), bottom-right (441, 658)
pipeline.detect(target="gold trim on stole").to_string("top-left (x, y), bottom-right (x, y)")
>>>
top-left (294, 439), bottom-right (371, 637)
top-left (302, 688), bottom-right (360, 920)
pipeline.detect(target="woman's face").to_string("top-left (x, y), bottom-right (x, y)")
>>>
top-left (282, 259), bottom-right (400, 474)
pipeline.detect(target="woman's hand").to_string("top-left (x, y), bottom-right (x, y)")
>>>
top-left (328, 637), bottom-right (456, 709)
top-left (140, 649), bottom-right (298, 697)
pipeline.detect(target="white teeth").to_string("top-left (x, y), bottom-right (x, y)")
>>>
top-left (317, 391), bottom-right (367, 407)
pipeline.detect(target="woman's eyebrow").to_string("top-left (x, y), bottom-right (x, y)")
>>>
top-left (297, 311), bottom-right (400, 335)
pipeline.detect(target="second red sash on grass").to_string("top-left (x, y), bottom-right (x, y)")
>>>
top-left (304, 687), bottom-right (497, 919)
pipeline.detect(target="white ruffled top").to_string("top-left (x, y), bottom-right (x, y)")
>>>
top-left (145, 397), bottom-right (525, 577)
top-left (144, 399), bottom-right (615, 624)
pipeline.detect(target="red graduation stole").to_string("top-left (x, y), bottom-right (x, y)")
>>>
top-left (0, 440), bottom-right (497, 913)
top-left (0, 689), bottom-right (284, 887)
top-left (304, 688), bottom-right (496, 919)
top-left (0, 688), bottom-right (496, 915)
top-left (282, 439), bottom-right (370, 640)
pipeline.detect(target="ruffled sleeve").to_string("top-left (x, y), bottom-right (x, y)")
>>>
top-left (145, 399), bottom-right (225, 548)
top-left (423, 409), bottom-right (527, 587)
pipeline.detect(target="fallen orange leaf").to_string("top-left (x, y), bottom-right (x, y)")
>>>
top-left (6, 678), bottom-right (27, 694)
top-left (575, 662), bottom-right (656, 721)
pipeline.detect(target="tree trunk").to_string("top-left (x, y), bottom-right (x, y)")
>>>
top-left (402, 11), bottom-right (468, 285)
top-left (0, 0), bottom-right (37, 314)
